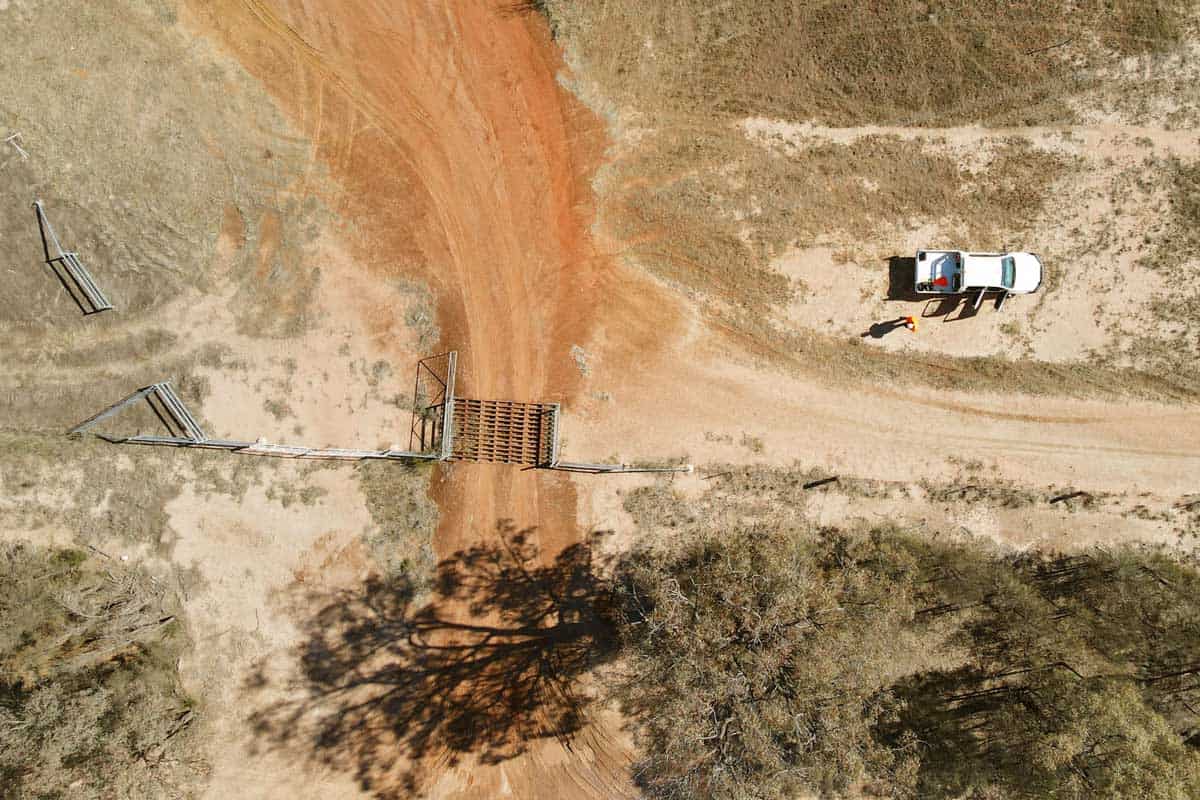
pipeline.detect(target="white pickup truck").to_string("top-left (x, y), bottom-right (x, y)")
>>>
top-left (914, 249), bottom-right (1043, 311)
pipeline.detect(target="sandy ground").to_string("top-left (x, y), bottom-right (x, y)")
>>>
top-left (568, 335), bottom-right (1200, 495)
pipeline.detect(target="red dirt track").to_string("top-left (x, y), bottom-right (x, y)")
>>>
top-left (183, 0), bottom-right (662, 796)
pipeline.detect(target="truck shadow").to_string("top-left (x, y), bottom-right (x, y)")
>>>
top-left (886, 256), bottom-right (978, 321)
top-left (885, 256), bottom-right (923, 301)
top-left (245, 521), bottom-right (620, 798)
top-left (926, 295), bottom-right (978, 321)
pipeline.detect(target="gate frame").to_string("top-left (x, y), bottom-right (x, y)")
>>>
top-left (409, 351), bottom-right (457, 458)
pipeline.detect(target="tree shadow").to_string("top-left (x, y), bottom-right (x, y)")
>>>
top-left (876, 665), bottom-right (1184, 798)
top-left (497, 0), bottom-right (549, 18)
top-left (247, 520), bottom-right (619, 797)
top-left (876, 666), bottom-right (1026, 797)
top-left (884, 256), bottom-right (978, 322)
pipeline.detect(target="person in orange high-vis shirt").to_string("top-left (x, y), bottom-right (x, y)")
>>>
top-left (903, 315), bottom-right (918, 333)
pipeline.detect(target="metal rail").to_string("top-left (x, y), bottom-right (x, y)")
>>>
top-left (34, 200), bottom-right (113, 314)
top-left (70, 353), bottom-right (692, 474)
top-left (440, 350), bottom-right (457, 460)
top-left (72, 381), bottom-right (437, 462)
top-left (548, 461), bottom-right (694, 474)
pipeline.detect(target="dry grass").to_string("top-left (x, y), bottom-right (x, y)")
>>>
top-left (713, 301), bottom-right (1199, 401)
top-left (548, 0), bottom-right (1200, 399)
top-left (354, 460), bottom-right (438, 585)
top-left (1117, 157), bottom-right (1200, 389)
top-left (605, 131), bottom-right (1068, 311)
top-left (547, 0), bottom-right (1192, 127)
top-left (607, 127), bottom-right (1198, 398)
top-left (0, 3), bottom-right (434, 797)
top-left (0, 0), bottom-right (323, 336)
top-left (650, 463), bottom-right (1200, 551)
top-left (0, 316), bottom-right (243, 552)
top-left (631, 464), bottom-right (1099, 532)
top-left (0, 434), bottom-right (182, 549)
top-left (0, 542), bottom-right (204, 798)
top-left (615, 475), bottom-right (1200, 799)
top-left (1145, 157), bottom-right (1200, 275)
top-left (0, 0), bottom-right (396, 554)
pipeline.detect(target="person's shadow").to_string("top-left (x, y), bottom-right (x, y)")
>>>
top-left (861, 317), bottom-right (909, 339)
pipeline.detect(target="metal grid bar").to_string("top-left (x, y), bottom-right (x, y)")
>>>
top-left (550, 462), bottom-right (694, 474)
top-left (75, 374), bottom-right (440, 464)
top-left (185, 438), bottom-right (255, 449)
top-left (118, 434), bottom-right (439, 461)
top-left (151, 383), bottom-right (206, 441)
top-left (450, 398), bottom-right (557, 465)
top-left (126, 435), bottom-right (208, 446)
top-left (306, 448), bottom-right (392, 459)
top-left (71, 351), bottom-right (688, 473)
top-left (59, 253), bottom-right (113, 311)
top-left (33, 201), bottom-right (65, 261)
top-left (548, 404), bottom-right (561, 467)
top-left (409, 351), bottom-right (456, 456)
top-left (163, 386), bottom-right (206, 440)
top-left (144, 392), bottom-right (184, 438)
top-left (69, 386), bottom-right (156, 435)
top-left (440, 350), bottom-right (457, 461)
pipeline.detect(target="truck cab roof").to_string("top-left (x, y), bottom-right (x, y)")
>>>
top-left (962, 252), bottom-right (1042, 293)
top-left (962, 253), bottom-right (1009, 289)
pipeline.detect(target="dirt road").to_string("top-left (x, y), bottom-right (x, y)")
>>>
top-left (183, 0), bottom-right (662, 796)
top-left (184, 0), bottom-right (678, 545)
top-left (570, 343), bottom-right (1200, 495)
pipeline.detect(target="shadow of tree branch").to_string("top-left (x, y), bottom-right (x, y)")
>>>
top-left (248, 520), bottom-right (618, 797)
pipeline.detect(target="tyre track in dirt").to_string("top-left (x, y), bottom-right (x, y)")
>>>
top-left (568, 334), bottom-right (1200, 497)
top-left (743, 121), bottom-right (1200, 156)
top-left (182, 1), bottom-right (664, 797)
top-left (184, 0), bottom-right (605, 572)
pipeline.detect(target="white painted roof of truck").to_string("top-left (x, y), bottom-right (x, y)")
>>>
top-left (962, 253), bottom-right (1004, 287)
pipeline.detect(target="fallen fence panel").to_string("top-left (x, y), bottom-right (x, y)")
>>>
top-left (34, 200), bottom-right (113, 314)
